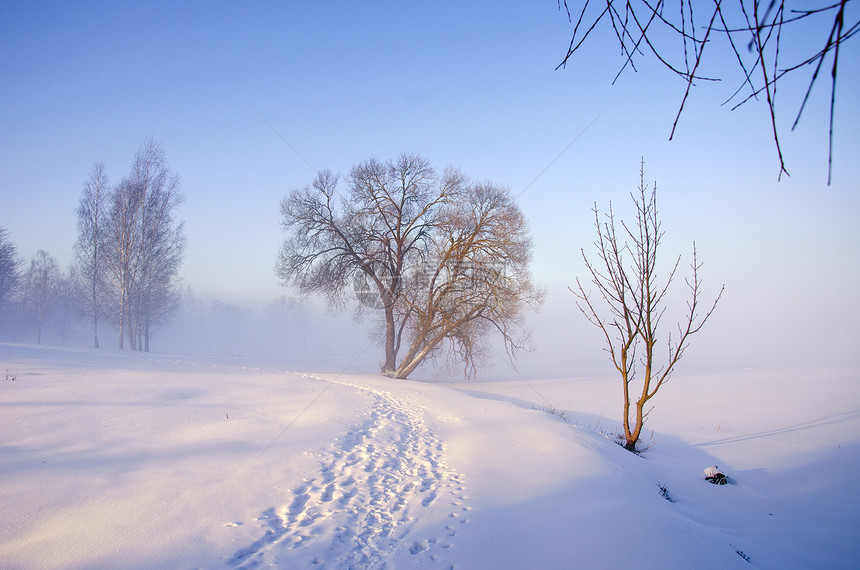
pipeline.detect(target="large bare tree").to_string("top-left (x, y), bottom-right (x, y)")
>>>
top-left (276, 153), bottom-right (542, 379)
top-left (74, 161), bottom-right (110, 348)
top-left (558, 0), bottom-right (857, 182)
top-left (572, 161), bottom-right (723, 451)
top-left (277, 154), bottom-right (462, 375)
top-left (393, 182), bottom-right (543, 379)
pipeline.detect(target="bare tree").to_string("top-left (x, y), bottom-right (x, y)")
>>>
top-left (393, 182), bottom-right (543, 379)
top-left (74, 161), bottom-right (110, 348)
top-left (129, 140), bottom-right (185, 351)
top-left (277, 153), bottom-right (542, 379)
top-left (106, 177), bottom-right (143, 349)
top-left (277, 154), bottom-right (463, 375)
top-left (0, 227), bottom-right (23, 319)
top-left (22, 250), bottom-right (62, 344)
top-left (55, 264), bottom-right (80, 346)
top-left (136, 228), bottom-right (184, 352)
top-left (558, 1), bottom-right (857, 182)
top-left (104, 139), bottom-right (185, 351)
top-left (572, 160), bottom-right (723, 451)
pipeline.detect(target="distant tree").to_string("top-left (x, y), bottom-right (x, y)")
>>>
top-left (572, 160), bottom-right (723, 451)
top-left (55, 264), bottom-right (80, 346)
top-left (0, 227), bottom-right (23, 318)
top-left (264, 295), bottom-right (306, 344)
top-left (276, 153), bottom-right (543, 379)
top-left (129, 141), bottom-right (185, 352)
top-left (106, 177), bottom-right (142, 350)
top-left (22, 250), bottom-right (61, 344)
top-left (104, 139), bottom-right (185, 351)
top-left (558, 0), bottom-right (857, 182)
top-left (74, 161), bottom-right (110, 348)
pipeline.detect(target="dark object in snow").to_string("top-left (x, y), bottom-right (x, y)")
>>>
top-left (704, 465), bottom-right (728, 485)
top-left (657, 482), bottom-right (674, 502)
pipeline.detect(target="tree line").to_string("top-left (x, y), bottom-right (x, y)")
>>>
top-left (0, 139), bottom-right (185, 351)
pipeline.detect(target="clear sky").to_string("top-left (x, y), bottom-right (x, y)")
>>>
top-left (2, 1), bottom-right (858, 373)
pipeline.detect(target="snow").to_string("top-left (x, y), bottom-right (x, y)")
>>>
top-left (1, 343), bottom-right (858, 569)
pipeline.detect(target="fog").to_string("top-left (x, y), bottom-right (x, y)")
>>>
top-left (2, 264), bottom-right (854, 384)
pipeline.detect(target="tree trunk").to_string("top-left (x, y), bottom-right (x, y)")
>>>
top-left (626, 406), bottom-right (644, 452)
top-left (126, 306), bottom-right (137, 351)
top-left (381, 306), bottom-right (398, 375)
top-left (118, 284), bottom-right (126, 349)
top-left (394, 328), bottom-right (447, 380)
top-left (92, 281), bottom-right (99, 348)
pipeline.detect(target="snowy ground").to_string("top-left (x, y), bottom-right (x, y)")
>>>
top-left (1, 343), bottom-right (858, 569)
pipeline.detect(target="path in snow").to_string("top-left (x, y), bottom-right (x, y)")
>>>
top-left (228, 374), bottom-right (468, 569)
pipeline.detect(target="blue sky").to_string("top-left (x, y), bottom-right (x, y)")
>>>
top-left (2, 1), bottom-right (858, 372)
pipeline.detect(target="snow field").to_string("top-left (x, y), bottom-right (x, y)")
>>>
top-left (1, 344), bottom-right (858, 568)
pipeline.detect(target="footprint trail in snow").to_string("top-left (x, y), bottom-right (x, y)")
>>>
top-left (228, 374), bottom-right (468, 569)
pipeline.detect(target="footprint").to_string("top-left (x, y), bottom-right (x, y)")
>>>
top-left (320, 483), bottom-right (335, 502)
top-left (321, 465), bottom-right (336, 484)
top-left (339, 487), bottom-right (358, 505)
top-left (287, 491), bottom-right (311, 521)
top-left (298, 512), bottom-right (320, 527)
top-left (422, 490), bottom-right (438, 507)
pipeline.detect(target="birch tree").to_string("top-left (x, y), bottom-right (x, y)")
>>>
top-left (127, 140), bottom-right (184, 351)
top-left (104, 139), bottom-right (185, 351)
top-left (106, 177), bottom-right (143, 349)
top-left (74, 161), bottom-right (110, 348)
